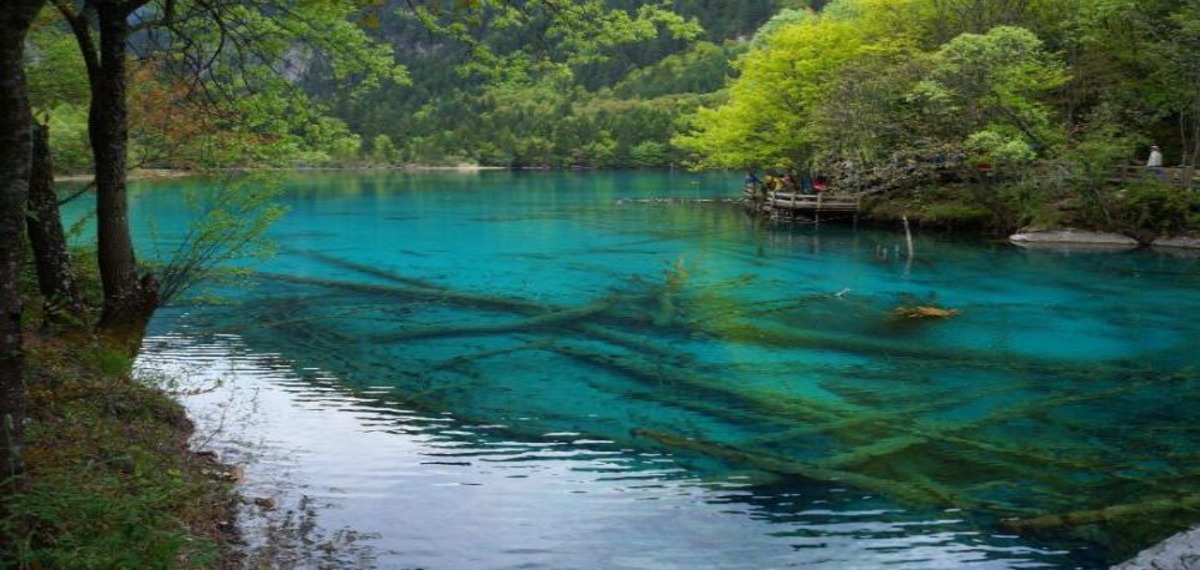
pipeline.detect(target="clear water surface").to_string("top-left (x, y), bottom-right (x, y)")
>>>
top-left (121, 170), bottom-right (1200, 569)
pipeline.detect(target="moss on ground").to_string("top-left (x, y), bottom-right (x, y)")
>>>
top-left (2, 333), bottom-right (241, 569)
top-left (3, 248), bottom-right (241, 569)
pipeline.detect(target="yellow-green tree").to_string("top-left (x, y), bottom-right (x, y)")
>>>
top-left (674, 16), bottom-right (867, 169)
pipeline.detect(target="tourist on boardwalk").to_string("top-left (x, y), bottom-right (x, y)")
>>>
top-left (745, 171), bottom-right (768, 198)
top-left (764, 172), bottom-right (784, 193)
top-left (1147, 145), bottom-right (1165, 180)
top-left (744, 171), bottom-right (761, 187)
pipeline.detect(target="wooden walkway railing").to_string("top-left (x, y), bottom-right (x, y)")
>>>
top-left (744, 185), bottom-right (862, 221)
top-left (1109, 165), bottom-right (1195, 187)
top-left (766, 191), bottom-right (861, 213)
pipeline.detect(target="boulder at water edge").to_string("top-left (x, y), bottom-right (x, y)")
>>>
top-left (1111, 526), bottom-right (1200, 570)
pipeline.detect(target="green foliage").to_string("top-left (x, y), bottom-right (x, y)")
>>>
top-left (1116, 182), bottom-right (1200, 234)
top-left (674, 15), bottom-right (868, 169)
top-left (86, 345), bottom-right (134, 377)
top-left (670, 0), bottom-right (1200, 233)
top-left (26, 10), bottom-right (90, 110)
top-left (919, 201), bottom-right (996, 227)
top-left (810, 42), bottom-right (927, 163)
top-left (153, 175), bottom-right (287, 305)
top-left (407, 0), bottom-right (702, 83)
top-left (630, 140), bottom-right (669, 166)
top-left (610, 41), bottom-right (742, 100)
top-left (919, 26), bottom-right (1067, 150)
top-left (749, 7), bottom-right (813, 47)
top-left (42, 104), bottom-right (91, 174)
top-left (335, 0), bottom-right (780, 167)
top-left (872, 184), bottom-right (999, 228)
top-left (370, 134), bottom-right (399, 164)
top-left (27, 11), bottom-right (93, 174)
top-left (209, 94), bottom-right (364, 168)
top-left (965, 130), bottom-right (1036, 163)
top-left (994, 176), bottom-right (1067, 229)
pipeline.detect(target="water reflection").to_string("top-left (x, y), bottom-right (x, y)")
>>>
top-left (139, 332), bottom-right (1090, 569)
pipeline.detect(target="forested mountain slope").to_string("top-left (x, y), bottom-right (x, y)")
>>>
top-left (331, 0), bottom-right (789, 167)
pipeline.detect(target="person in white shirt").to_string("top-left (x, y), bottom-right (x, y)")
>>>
top-left (1147, 145), bottom-right (1165, 180)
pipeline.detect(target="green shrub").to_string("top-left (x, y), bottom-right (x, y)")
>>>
top-left (1115, 182), bottom-right (1200, 235)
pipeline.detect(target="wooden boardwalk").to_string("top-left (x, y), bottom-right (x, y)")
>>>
top-left (744, 185), bottom-right (861, 221)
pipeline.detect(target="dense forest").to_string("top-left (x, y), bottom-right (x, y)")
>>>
top-left (24, 0), bottom-right (789, 171)
top-left (677, 0), bottom-right (1200, 234)
top-left (24, 0), bottom-right (1199, 182)
top-left (331, 0), bottom-right (785, 168)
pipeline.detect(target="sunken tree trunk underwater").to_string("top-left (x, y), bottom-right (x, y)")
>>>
top-left (0, 0), bottom-right (47, 546)
top-left (26, 122), bottom-right (86, 324)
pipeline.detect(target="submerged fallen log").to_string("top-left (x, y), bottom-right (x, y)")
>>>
top-left (372, 298), bottom-right (615, 343)
top-left (259, 271), bottom-right (547, 314)
top-left (544, 343), bottom-right (797, 429)
top-left (546, 344), bottom-right (854, 432)
top-left (283, 247), bottom-right (445, 290)
top-left (892, 305), bottom-right (961, 319)
top-left (279, 249), bottom-right (1155, 388)
top-left (817, 435), bottom-right (929, 469)
top-left (546, 338), bottom-right (1141, 498)
top-left (999, 492), bottom-right (1200, 533)
top-left (425, 340), bottom-right (556, 371)
top-left (630, 428), bottom-right (959, 506)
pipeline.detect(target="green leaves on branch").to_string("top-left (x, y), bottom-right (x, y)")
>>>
top-left (676, 7), bottom-right (1069, 171)
top-left (153, 175), bottom-right (288, 305)
top-left (921, 26), bottom-right (1067, 152)
top-left (674, 17), bottom-right (867, 169)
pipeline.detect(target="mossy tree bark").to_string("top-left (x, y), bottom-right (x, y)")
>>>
top-left (57, 0), bottom-right (158, 339)
top-left (26, 122), bottom-right (86, 323)
top-left (0, 0), bottom-right (46, 549)
top-left (91, 2), bottom-right (157, 334)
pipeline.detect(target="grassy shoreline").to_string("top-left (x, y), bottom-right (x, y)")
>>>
top-left (5, 245), bottom-right (244, 569)
top-left (3, 330), bottom-right (243, 569)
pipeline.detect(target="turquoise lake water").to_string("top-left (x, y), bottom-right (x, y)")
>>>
top-left (122, 170), bottom-right (1200, 568)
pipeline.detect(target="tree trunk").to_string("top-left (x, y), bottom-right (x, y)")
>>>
top-left (27, 121), bottom-right (87, 324)
top-left (91, 4), bottom-right (157, 335)
top-left (0, 0), bottom-right (46, 547)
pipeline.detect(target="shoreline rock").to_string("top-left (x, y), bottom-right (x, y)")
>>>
top-left (1111, 526), bottom-right (1200, 569)
top-left (1008, 228), bottom-right (1200, 251)
top-left (1151, 235), bottom-right (1200, 249)
top-left (1009, 228), bottom-right (1139, 247)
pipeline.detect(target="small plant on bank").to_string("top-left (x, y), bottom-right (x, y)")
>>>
top-left (153, 174), bottom-right (287, 306)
